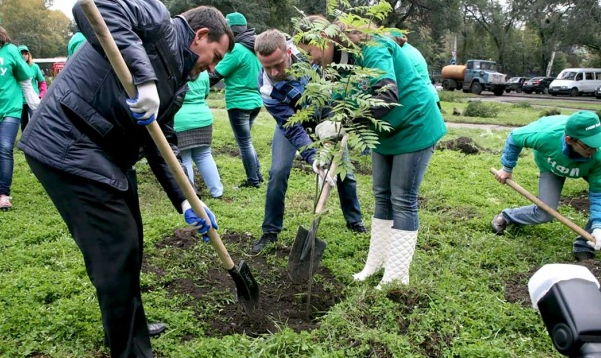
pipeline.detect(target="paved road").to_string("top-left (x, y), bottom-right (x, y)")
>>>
top-left (445, 121), bottom-right (516, 130)
top-left (474, 92), bottom-right (599, 105)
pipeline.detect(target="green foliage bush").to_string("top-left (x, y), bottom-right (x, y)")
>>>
top-left (540, 108), bottom-right (561, 117)
top-left (438, 90), bottom-right (467, 103)
top-left (512, 101), bottom-right (532, 109)
top-left (463, 100), bottom-right (501, 118)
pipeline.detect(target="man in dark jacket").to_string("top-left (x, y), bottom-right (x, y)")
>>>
top-left (18, 1), bottom-right (233, 357)
top-left (209, 12), bottom-right (264, 188)
top-left (251, 29), bottom-right (366, 254)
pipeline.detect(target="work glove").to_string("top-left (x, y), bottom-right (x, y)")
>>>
top-left (587, 228), bottom-right (601, 251)
top-left (315, 120), bottom-right (346, 141)
top-left (126, 81), bottom-right (160, 125)
top-left (313, 160), bottom-right (337, 187)
top-left (182, 200), bottom-right (218, 243)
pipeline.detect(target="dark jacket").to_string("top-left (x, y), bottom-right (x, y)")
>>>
top-left (18, 0), bottom-right (199, 211)
top-left (258, 42), bottom-right (324, 164)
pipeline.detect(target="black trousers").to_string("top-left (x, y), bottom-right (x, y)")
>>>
top-left (26, 155), bottom-right (152, 358)
top-left (21, 104), bottom-right (30, 132)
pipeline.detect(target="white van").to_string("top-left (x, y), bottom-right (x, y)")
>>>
top-left (549, 68), bottom-right (601, 96)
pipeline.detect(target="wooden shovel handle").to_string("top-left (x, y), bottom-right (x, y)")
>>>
top-left (314, 135), bottom-right (349, 214)
top-left (79, 0), bottom-right (236, 270)
top-left (490, 167), bottom-right (595, 243)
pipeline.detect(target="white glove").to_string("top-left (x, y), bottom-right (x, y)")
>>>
top-left (315, 120), bottom-right (346, 141)
top-left (126, 81), bottom-right (160, 125)
top-left (19, 79), bottom-right (41, 111)
top-left (313, 160), bottom-right (337, 187)
top-left (588, 228), bottom-right (601, 250)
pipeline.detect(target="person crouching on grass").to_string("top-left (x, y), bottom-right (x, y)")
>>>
top-left (492, 111), bottom-right (601, 261)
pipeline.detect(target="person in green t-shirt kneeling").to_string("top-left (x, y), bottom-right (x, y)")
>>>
top-left (492, 111), bottom-right (601, 261)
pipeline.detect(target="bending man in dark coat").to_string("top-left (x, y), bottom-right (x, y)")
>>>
top-left (18, 1), bottom-right (233, 356)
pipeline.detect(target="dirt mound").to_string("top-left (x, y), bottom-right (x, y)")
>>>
top-left (560, 191), bottom-right (589, 213)
top-left (144, 230), bottom-right (345, 337)
top-left (504, 260), bottom-right (601, 307)
top-left (437, 136), bottom-right (488, 155)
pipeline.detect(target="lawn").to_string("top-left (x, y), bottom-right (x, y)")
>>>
top-left (1, 96), bottom-right (597, 357)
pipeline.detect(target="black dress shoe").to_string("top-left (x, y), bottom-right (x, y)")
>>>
top-left (252, 233), bottom-right (277, 254)
top-left (347, 222), bottom-right (367, 233)
top-left (148, 322), bottom-right (167, 337)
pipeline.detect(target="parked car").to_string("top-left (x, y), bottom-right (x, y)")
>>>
top-left (522, 77), bottom-right (555, 94)
top-left (504, 77), bottom-right (529, 93)
top-left (595, 85), bottom-right (601, 99)
top-left (549, 68), bottom-right (601, 96)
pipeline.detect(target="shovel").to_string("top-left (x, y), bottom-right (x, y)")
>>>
top-left (288, 135), bottom-right (349, 284)
top-left (490, 167), bottom-right (595, 243)
top-left (79, 0), bottom-right (259, 314)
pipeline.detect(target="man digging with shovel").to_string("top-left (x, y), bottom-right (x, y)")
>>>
top-left (492, 111), bottom-right (601, 261)
top-left (252, 29), bottom-right (367, 254)
top-left (18, 1), bottom-right (233, 356)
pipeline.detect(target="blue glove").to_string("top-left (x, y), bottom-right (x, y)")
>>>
top-left (182, 200), bottom-right (218, 242)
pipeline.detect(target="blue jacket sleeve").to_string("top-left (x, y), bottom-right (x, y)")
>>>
top-left (262, 98), bottom-right (315, 164)
top-left (500, 132), bottom-right (523, 173)
top-left (590, 190), bottom-right (601, 229)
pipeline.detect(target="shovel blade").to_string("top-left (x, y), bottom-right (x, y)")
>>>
top-left (287, 225), bottom-right (327, 284)
top-left (228, 260), bottom-right (260, 314)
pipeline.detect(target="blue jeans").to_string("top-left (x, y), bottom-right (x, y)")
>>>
top-left (228, 108), bottom-right (262, 185)
top-left (371, 145), bottom-right (435, 231)
top-left (501, 172), bottom-right (565, 226)
top-left (262, 126), bottom-right (363, 234)
top-left (0, 117), bottom-right (20, 196)
top-left (181, 146), bottom-right (223, 198)
top-left (499, 172), bottom-right (593, 254)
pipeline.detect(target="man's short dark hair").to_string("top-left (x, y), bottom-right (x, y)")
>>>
top-left (180, 6), bottom-right (234, 52)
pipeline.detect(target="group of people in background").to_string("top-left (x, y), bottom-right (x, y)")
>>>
top-left (3, 1), bottom-right (601, 357)
top-left (0, 23), bottom-right (42, 211)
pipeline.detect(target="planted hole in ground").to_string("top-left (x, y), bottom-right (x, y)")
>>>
top-left (144, 229), bottom-right (345, 338)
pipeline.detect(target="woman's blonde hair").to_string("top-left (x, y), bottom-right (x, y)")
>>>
top-left (22, 49), bottom-right (33, 65)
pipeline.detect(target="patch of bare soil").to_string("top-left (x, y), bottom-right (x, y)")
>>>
top-left (145, 230), bottom-right (346, 338)
top-left (504, 260), bottom-right (601, 307)
top-left (437, 136), bottom-right (492, 155)
top-left (212, 144), bottom-right (240, 157)
top-left (560, 190), bottom-right (589, 213)
top-left (350, 158), bottom-right (371, 175)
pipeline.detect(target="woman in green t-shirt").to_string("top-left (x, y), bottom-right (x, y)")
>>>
top-left (0, 27), bottom-right (39, 210)
top-left (297, 17), bottom-right (446, 289)
top-left (174, 71), bottom-right (223, 199)
top-left (19, 45), bottom-right (46, 131)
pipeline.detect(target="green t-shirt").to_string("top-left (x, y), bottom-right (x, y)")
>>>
top-left (511, 115), bottom-right (601, 191)
top-left (357, 36), bottom-right (446, 155)
top-left (401, 43), bottom-right (439, 102)
top-left (22, 63), bottom-right (44, 101)
top-left (214, 43), bottom-right (262, 111)
top-left (0, 43), bottom-right (34, 120)
top-left (174, 71), bottom-right (213, 132)
top-left (68, 32), bottom-right (86, 57)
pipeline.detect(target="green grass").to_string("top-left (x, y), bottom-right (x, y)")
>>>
top-left (4, 96), bottom-right (598, 357)
top-left (526, 99), bottom-right (601, 111)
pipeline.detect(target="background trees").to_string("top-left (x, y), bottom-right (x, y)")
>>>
top-left (0, 0), bottom-right (599, 75)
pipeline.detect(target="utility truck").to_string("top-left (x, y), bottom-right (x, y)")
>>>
top-left (441, 59), bottom-right (507, 96)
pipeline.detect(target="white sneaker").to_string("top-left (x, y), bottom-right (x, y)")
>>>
top-left (0, 195), bottom-right (12, 211)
